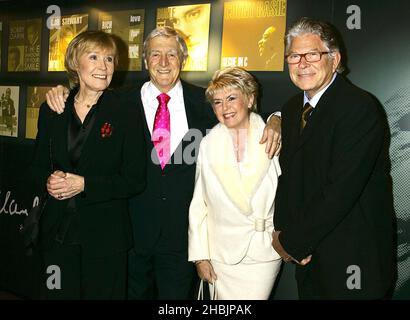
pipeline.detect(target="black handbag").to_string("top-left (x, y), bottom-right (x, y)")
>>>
top-left (20, 192), bottom-right (48, 256)
top-left (20, 137), bottom-right (53, 256)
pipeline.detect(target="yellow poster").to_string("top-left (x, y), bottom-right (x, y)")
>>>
top-left (0, 86), bottom-right (19, 138)
top-left (98, 9), bottom-right (145, 71)
top-left (156, 4), bottom-right (211, 71)
top-left (8, 19), bottom-right (42, 72)
top-left (221, 0), bottom-right (287, 71)
top-left (48, 14), bottom-right (88, 71)
top-left (25, 86), bottom-right (52, 139)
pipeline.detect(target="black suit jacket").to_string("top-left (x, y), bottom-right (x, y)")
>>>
top-left (275, 75), bottom-right (396, 299)
top-left (32, 89), bottom-right (146, 258)
top-left (122, 81), bottom-right (216, 254)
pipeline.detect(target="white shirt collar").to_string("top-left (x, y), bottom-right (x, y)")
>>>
top-left (303, 73), bottom-right (337, 108)
top-left (143, 80), bottom-right (184, 110)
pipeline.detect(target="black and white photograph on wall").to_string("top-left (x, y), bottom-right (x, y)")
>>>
top-left (385, 87), bottom-right (410, 298)
top-left (0, 86), bottom-right (19, 137)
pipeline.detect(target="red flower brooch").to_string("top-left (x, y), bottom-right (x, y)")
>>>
top-left (101, 122), bottom-right (113, 138)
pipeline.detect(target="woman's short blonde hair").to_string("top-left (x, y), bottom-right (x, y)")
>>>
top-left (64, 31), bottom-right (118, 88)
top-left (205, 67), bottom-right (259, 112)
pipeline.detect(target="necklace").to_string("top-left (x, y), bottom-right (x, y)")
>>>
top-left (74, 93), bottom-right (101, 108)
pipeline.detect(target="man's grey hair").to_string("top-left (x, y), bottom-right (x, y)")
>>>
top-left (143, 26), bottom-right (188, 64)
top-left (285, 17), bottom-right (345, 73)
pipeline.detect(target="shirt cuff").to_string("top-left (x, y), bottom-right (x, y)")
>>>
top-left (267, 111), bottom-right (282, 122)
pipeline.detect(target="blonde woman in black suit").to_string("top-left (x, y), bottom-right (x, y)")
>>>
top-left (31, 31), bottom-right (146, 299)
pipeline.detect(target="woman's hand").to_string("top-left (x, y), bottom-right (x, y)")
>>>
top-left (47, 170), bottom-right (85, 200)
top-left (195, 260), bottom-right (218, 284)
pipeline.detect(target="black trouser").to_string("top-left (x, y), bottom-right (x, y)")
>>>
top-left (42, 241), bottom-right (127, 299)
top-left (127, 248), bottom-right (197, 299)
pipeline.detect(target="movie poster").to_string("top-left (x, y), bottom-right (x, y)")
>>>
top-left (8, 19), bottom-right (42, 72)
top-left (156, 4), bottom-right (211, 71)
top-left (0, 86), bottom-right (19, 138)
top-left (221, 0), bottom-right (286, 71)
top-left (25, 86), bottom-right (52, 139)
top-left (98, 9), bottom-right (145, 71)
top-left (48, 14), bottom-right (88, 71)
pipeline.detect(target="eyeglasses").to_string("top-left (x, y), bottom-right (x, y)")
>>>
top-left (286, 51), bottom-right (330, 64)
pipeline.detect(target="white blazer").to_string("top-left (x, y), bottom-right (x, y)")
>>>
top-left (188, 113), bottom-right (282, 265)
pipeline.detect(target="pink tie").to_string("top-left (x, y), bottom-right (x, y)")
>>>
top-left (152, 93), bottom-right (171, 170)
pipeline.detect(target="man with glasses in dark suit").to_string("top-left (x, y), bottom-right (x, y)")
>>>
top-left (272, 17), bottom-right (396, 299)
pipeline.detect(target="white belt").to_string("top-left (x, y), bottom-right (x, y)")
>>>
top-left (255, 218), bottom-right (268, 232)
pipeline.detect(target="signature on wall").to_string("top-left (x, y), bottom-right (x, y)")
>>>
top-left (0, 190), bottom-right (39, 216)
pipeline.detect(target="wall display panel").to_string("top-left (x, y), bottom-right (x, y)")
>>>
top-left (0, 86), bottom-right (19, 137)
top-left (8, 19), bottom-right (42, 72)
top-left (156, 3), bottom-right (211, 71)
top-left (25, 86), bottom-right (53, 139)
top-left (0, 21), bottom-right (2, 68)
top-left (98, 9), bottom-right (145, 71)
top-left (48, 14), bottom-right (88, 71)
top-left (221, 0), bottom-right (286, 71)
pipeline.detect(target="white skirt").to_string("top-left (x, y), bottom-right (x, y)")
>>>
top-left (209, 257), bottom-right (282, 300)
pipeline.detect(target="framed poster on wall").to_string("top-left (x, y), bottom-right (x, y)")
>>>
top-left (221, 0), bottom-right (286, 71)
top-left (8, 19), bottom-right (42, 72)
top-left (48, 14), bottom-right (88, 71)
top-left (156, 4), bottom-right (211, 71)
top-left (98, 9), bottom-right (145, 71)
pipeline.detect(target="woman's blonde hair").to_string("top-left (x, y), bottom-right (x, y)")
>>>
top-left (64, 31), bottom-right (118, 88)
top-left (205, 67), bottom-right (259, 112)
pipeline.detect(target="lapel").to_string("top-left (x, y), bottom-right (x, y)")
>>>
top-left (139, 80), bottom-right (210, 172)
top-left (165, 80), bottom-right (208, 173)
top-left (76, 117), bottom-right (100, 173)
top-left (138, 93), bottom-right (161, 167)
top-left (285, 96), bottom-right (303, 162)
top-left (76, 91), bottom-right (111, 173)
top-left (295, 76), bottom-right (341, 152)
top-left (183, 81), bottom-right (202, 134)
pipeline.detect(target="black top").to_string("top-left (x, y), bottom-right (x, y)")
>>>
top-left (58, 91), bottom-right (102, 245)
top-left (68, 94), bottom-right (100, 168)
top-left (32, 87), bottom-right (147, 257)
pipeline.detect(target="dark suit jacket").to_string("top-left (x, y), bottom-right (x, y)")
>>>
top-left (32, 89), bottom-right (146, 258)
top-left (123, 80), bottom-right (216, 254)
top-left (274, 75), bottom-right (396, 299)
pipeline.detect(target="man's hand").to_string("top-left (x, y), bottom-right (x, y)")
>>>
top-left (195, 260), bottom-right (218, 284)
top-left (47, 170), bottom-right (85, 200)
top-left (260, 115), bottom-right (282, 158)
top-left (271, 230), bottom-right (312, 266)
top-left (300, 255), bottom-right (312, 266)
top-left (46, 85), bottom-right (69, 114)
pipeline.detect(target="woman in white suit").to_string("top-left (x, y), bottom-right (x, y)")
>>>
top-left (188, 67), bottom-right (282, 300)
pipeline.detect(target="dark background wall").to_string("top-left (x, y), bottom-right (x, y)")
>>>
top-left (1, 0), bottom-right (409, 299)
